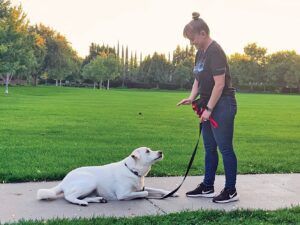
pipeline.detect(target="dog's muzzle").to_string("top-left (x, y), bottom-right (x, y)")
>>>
top-left (154, 151), bottom-right (163, 160)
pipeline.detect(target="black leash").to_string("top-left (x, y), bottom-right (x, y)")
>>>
top-left (161, 122), bottom-right (203, 199)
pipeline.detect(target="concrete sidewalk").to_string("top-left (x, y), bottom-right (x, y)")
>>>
top-left (0, 174), bottom-right (299, 224)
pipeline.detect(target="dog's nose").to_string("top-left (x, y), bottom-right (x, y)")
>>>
top-left (158, 151), bottom-right (163, 155)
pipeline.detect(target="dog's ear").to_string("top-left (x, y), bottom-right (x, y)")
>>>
top-left (131, 153), bottom-right (140, 160)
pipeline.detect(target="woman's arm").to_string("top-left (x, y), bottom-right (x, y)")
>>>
top-left (207, 74), bottom-right (225, 110)
top-left (177, 79), bottom-right (199, 106)
top-left (200, 74), bottom-right (225, 121)
top-left (189, 78), bottom-right (199, 101)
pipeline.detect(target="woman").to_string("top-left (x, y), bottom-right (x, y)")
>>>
top-left (177, 12), bottom-right (238, 203)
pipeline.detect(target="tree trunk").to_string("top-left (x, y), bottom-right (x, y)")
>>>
top-left (122, 75), bottom-right (125, 87)
top-left (32, 75), bottom-right (37, 86)
top-left (59, 80), bottom-right (62, 86)
top-left (100, 79), bottom-right (103, 89)
top-left (93, 82), bottom-right (96, 89)
top-left (107, 80), bottom-right (110, 90)
top-left (55, 80), bottom-right (58, 86)
top-left (5, 73), bottom-right (10, 95)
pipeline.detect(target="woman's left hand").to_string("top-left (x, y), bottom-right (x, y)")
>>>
top-left (200, 109), bottom-right (211, 122)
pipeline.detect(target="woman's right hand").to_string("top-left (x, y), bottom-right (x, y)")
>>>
top-left (177, 98), bottom-right (193, 106)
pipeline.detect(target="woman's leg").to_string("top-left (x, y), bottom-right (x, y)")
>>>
top-left (202, 120), bottom-right (218, 187)
top-left (211, 96), bottom-right (237, 190)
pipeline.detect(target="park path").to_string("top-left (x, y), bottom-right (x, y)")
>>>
top-left (0, 174), bottom-right (299, 224)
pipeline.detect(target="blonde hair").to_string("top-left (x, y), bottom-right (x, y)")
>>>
top-left (183, 12), bottom-right (210, 38)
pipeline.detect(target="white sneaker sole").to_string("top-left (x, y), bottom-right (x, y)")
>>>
top-left (186, 192), bottom-right (215, 198)
top-left (213, 194), bottom-right (239, 203)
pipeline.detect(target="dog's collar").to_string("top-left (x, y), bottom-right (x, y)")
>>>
top-left (124, 163), bottom-right (141, 177)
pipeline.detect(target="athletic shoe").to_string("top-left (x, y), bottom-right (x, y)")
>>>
top-left (186, 182), bottom-right (215, 198)
top-left (212, 188), bottom-right (239, 203)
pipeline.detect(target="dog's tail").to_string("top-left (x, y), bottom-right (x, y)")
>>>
top-left (37, 184), bottom-right (63, 200)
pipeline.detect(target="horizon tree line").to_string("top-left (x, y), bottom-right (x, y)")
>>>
top-left (1, 0), bottom-right (300, 94)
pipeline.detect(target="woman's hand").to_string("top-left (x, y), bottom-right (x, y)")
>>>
top-left (200, 109), bottom-right (211, 122)
top-left (177, 98), bottom-right (193, 106)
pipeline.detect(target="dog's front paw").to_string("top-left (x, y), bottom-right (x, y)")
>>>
top-left (99, 198), bottom-right (108, 203)
top-left (94, 197), bottom-right (108, 203)
top-left (79, 202), bottom-right (88, 207)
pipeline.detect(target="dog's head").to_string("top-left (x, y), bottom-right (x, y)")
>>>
top-left (130, 147), bottom-right (163, 166)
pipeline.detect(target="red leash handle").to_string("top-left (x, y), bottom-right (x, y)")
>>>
top-left (192, 102), bottom-right (219, 128)
top-left (209, 117), bottom-right (218, 128)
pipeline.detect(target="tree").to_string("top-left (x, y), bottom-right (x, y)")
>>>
top-left (103, 54), bottom-right (120, 89)
top-left (146, 52), bottom-right (172, 87)
top-left (229, 53), bottom-right (253, 88)
top-left (0, 3), bottom-right (36, 94)
top-left (292, 55), bottom-right (300, 93)
top-left (266, 51), bottom-right (298, 92)
top-left (33, 24), bottom-right (80, 86)
top-left (243, 43), bottom-right (267, 90)
top-left (82, 55), bottom-right (106, 89)
top-left (82, 43), bottom-right (116, 67)
top-left (244, 43), bottom-right (267, 65)
top-left (129, 51), bottom-right (139, 82)
top-left (0, 0), bottom-right (10, 19)
top-left (170, 45), bottom-right (195, 85)
top-left (50, 34), bottom-right (79, 86)
top-left (172, 45), bottom-right (185, 66)
top-left (138, 54), bottom-right (151, 82)
top-left (27, 25), bottom-right (47, 86)
top-left (82, 53), bottom-right (120, 90)
top-left (172, 58), bottom-right (192, 88)
top-left (124, 46), bottom-right (129, 84)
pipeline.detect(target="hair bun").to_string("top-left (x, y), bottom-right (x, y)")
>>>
top-left (192, 12), bottom-right (200, 20)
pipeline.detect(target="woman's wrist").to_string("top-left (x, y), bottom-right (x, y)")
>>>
top-left (206, 106), bottom-right (213, 112)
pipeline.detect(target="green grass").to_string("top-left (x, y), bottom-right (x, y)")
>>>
top-left (4, 207), bottom-right (300, 225)
top-left (0, 86), bottom-right (299, 182)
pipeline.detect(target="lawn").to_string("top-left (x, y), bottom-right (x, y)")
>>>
top-left (0, 86), bottom-right (299, 182)
top-left (4, 207), bottom-right (300, 225)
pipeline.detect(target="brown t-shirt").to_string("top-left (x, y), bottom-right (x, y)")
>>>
top-left (194, 41), bottom-right (235, 99)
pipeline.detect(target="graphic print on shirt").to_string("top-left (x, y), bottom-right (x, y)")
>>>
top-left (193, 60), bottom-right (205, 75)
top-left (193, 51), bottom-right (207, 80)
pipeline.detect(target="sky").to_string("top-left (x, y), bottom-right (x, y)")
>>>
top-left (10, 0), bottom-right (300, 58)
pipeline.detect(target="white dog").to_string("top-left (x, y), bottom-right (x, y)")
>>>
top-left (37, 147), bottom-right (178, 206)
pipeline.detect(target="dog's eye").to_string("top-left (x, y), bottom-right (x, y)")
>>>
top-left (146, 149), bottom-right (150, 153)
